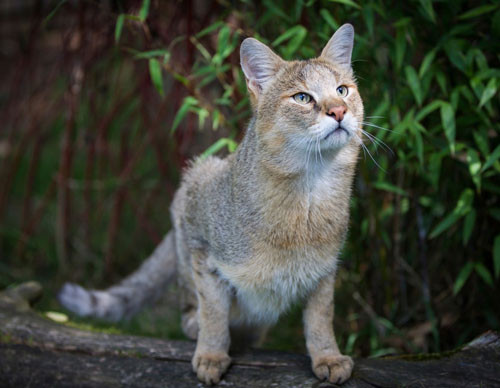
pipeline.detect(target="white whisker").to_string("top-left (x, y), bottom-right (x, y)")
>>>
top-left (354, 132), bottom-right (387, 172)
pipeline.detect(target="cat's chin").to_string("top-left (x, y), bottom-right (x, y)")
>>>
top-left (320, 127), bottom-right (351, 150)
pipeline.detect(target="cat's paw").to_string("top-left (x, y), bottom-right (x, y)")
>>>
top-left (312, 353), bottom-right (353, 384)
top-left (192, 350), bottom-right (231, 385)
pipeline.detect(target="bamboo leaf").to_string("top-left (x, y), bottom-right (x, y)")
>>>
top-left (42, 0), bottom-right (68, 28)
top-left (372, 181), bottom-right (408, 196)
top-left (415, 100), bottom-right (444, 122)
top-left (201, 138), bottom-right (238, 159)
top-left (419, 0), bottom-right (436, 23)
top-left (479, 78), bottom-right (497, 107)
top-left (453, 262), bottom-right (474, 295)
top-left (327, 0), bottom-right (361, 9)
top-left (195, 21), bottom-right (224, 38)
top-left (419, 48), bottom-right (437, 78)
top-left (139, 0), bottom-right (150, 22)
top-left (440, 102), bottom-right (456, 154)
top-left (171, 96), bottom-right (198, 133)
top-left (272, 25), bottom-right (307, 59)
top-left (115, 14), bottom-right (125, 43)
top-left (459, 4), bottom-right (499, 20)
top-left (134, 49), bottom-right (170, 60)
top-left (474, 263), bottom-right (494, 287)
top-left (148, 59), bottom-right (164, 97)
top-left (482, 145), bottom-right (500, 172)
top-left (430, 189), bottom-right (474, 238)
top-left (405, 65), bottom-right (423, 106)
top-left (462, 209), bottom-right (476, 245)
top-left (320, 9), bottom-right (339, 31)
top-left (467, 149), bottom-right (482, 190)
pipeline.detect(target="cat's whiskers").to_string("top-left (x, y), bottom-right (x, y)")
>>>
top-left (360, 129), bottom-right (394, 155)
top-left (362, 121), bottom-right (395, 134)
top-left (353, 132), bottom-right (386, 172)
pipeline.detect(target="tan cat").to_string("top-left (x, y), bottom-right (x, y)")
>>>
top-left (59, 23), bottom-right (363, 385)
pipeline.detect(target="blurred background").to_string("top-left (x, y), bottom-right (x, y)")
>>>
top-left (1, 0), bottom-right (499, 357)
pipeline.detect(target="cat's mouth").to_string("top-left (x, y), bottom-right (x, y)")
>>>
top-left (324, 126), bottom-right (348, 140)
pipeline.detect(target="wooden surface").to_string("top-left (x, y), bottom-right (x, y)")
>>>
top-left (1, 282), bottom-right (499, 387)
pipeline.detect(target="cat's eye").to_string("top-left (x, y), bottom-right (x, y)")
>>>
top-left (293, 92), bottom-right (312, 104)
top-left (336, 85), bottom-right (349, 97)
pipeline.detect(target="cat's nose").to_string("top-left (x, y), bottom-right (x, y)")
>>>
top-left (327, 106), bottom-right (346, 121)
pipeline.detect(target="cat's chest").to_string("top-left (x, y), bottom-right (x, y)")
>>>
top-left (217, 244), bottom-right (339, 324)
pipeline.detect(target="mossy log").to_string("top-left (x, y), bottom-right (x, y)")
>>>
top-left (1, 282), bottom-right (499, 388)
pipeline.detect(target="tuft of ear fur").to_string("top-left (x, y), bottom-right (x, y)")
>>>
top-left (240, 38), bottom-right (283, 100)
top-left (320, 24), bottom-right (354, 68)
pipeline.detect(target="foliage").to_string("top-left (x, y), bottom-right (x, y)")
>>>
top-left (0, 0), bottom-right (499, 356)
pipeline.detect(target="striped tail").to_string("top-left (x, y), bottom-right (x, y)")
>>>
top-left (58, 231), bottom-right (176, 321)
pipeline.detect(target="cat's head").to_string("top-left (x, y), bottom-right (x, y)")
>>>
top-left (240, 24), bottom-right (363, 172)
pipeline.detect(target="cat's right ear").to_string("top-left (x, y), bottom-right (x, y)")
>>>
top-left (240, 38), bottom-right (283, 100)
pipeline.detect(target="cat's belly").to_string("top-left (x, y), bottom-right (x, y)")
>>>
top-left (217, 245), bottom-right (339, 324)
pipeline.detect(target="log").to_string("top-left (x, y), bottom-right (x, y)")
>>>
top-left (1, 282), bottom-right (499, 388)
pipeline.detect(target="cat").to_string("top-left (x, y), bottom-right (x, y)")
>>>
top-left (58, 23), bottom-right (363, 385)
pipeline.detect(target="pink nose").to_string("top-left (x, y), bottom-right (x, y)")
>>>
top-left (327, 106), bottom-right (346, 121)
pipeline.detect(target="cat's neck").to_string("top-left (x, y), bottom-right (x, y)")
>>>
top-left (231, 119), bottom-right (357, 249)
top-left (234, 118), bottom-right (358, 195)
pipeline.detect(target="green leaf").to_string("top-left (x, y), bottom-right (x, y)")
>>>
top-left (372, 181), bottom-right (408, 196)
top-left (430, 189), bottom-right (474, 238)
top-left (405, 65), bottom-right (423, 106)
top-left (419, 0), bottom-right (436, 23)
top-left (115, 14), bottom-right (125, 43)
top-left (43, 0), bottom-right (68, 28)
top-left (482, 145), bottom-right (500, 172)
top-left (195, 21), bottom-right (225, 38)
top-left (148, 58), bottom-right (164, 97)
top-left (467, 149), bottom-right (482, 190)
top-left (419, 48), bottom-right (437, 78)
top-left (263, 0), bottom-right (292, 22)
top-left (453, 262), bottom-right (474, 295)
top-left (429, 212), bottom-right (462, 240)
top-left (214, 25), bottom-right (234, 64)
top-left (394, 27), bottom-right (406, 71)
top-left (139, 0), bottom-right (151, 21)
top-left (327, 0), bottom-right (361, 9)
top-left (171, 96), bottom-right (198, 133)
top-left (212, 109), bottom-right (221, 130)
top-left (272, 25), bottom-right (307, 59)
top-left (479, 78), bottom-right (497, 107)
top-left (494, 235), bottom-right (500, 279)
top-left (459, 4), bottom-right (499, 20)
top-left (440, 102), bottom-right (456, 154)
top-left (474, 263), bottom-right (494, 287)
top-left (319, 9), bottom-right (339, 31)
top-left (415, 100), bottom-right (444, 122)
top-left (201, 138), bottom-right (238, 159)
top-left (462, 209), bottom-right (476, 245)
top-left (134, 49), bottom-right (170, 60)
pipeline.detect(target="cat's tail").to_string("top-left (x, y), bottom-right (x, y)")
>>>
top-left (57, 230), bottom-right (176, 322)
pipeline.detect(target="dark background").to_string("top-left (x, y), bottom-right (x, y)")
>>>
top-left (1, 0), bottom-right (499, 356)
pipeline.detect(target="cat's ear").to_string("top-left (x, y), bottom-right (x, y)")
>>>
top-left (320, 24), bottom-right (354, 68)
top-left (240, 38), bottom-right (283, 99)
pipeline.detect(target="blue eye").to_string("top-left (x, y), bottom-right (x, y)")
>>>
top-left (293, 92), bottom-right (312, 104)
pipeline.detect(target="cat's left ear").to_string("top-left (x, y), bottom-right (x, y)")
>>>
top-left (320, 24), bottom-right (354, 68)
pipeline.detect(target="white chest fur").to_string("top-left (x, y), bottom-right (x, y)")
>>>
top-left (216, 244), bottom-right (339, 325)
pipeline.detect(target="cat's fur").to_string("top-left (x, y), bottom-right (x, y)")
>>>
top-left (59, 24), bottom-right (363, 385)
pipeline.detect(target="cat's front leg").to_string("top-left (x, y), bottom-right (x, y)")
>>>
top-left (303, 274), bottom-right (353, 384)
top-left (191, 251), bottom-right (232, 385)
